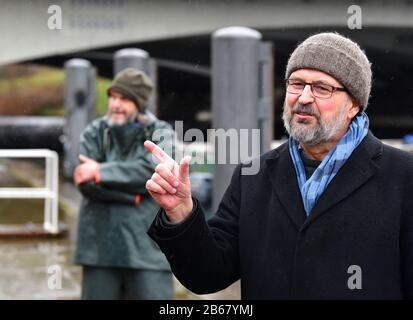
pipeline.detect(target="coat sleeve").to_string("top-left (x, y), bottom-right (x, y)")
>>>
top-left (148, 164), bottom-right (242, 295)
top-left (98, 153), bottom-right (156, 193)
top-left (401, 176), bottom-right (413, 299)
top-left (77, 122), bottom-right (145, 205)
top-left (78, 181), bottom-right (137, 205)
top-left (98, 123), bottom-right (175, 194)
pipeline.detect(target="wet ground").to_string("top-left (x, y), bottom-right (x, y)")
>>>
top-left (0, 159), bottom-right (240, 300)
top-left (0, 159), bottom-right (81, 299)
top-left (0, 238), bottom-right (81, 299)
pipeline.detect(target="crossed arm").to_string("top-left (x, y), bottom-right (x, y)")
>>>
top-left (74, 128), bottom-right (156, 203)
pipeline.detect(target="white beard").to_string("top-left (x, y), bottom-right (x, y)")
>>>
top-left (282, 98), bottom-right (349, 145)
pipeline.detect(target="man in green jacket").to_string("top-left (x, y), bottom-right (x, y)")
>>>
top-left (73, 68), bottom-right (174, 300)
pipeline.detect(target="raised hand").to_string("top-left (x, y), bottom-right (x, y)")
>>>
top-left (144, 140), bottom-right (193, 223)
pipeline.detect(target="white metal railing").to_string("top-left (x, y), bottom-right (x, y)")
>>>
top-left (0, 149), bottom-right (59, 234)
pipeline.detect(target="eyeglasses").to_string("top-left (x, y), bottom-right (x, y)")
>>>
top-left (285, 79), bottom-right (347, 99)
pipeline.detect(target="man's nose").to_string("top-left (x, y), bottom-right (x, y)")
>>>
top-left (298, 84), bottom-right (315, 105)
top-left (109, 97), bottom-right (121, 108)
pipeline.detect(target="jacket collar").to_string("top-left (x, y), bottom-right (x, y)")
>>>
top-left (265, 131), bottom-right (383, 231)
top-left (102, 111), bottom-right (159, 150)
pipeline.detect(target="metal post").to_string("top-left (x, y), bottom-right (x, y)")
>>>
top-left (63, 59), bottom-right (96, 179)
top-left (258, 41), bottom-right (274, 154)
top-left (51, 151), bottom-right (59, 233)
top-left (211, 26), bottom-right (264, 212)
top-left (114, 48), bottom-right (158, 115)
top-left (44, 156), bottom-right (52, 231)
top-left (43, 150), bottom-right (59, 234)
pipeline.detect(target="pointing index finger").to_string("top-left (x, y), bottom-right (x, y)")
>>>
top-left (144, 140), bottom-right (175, 166)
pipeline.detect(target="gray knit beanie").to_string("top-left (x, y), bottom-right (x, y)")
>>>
top-left (285, 32), bottom-right (372, 110)
top-left (108, 68), bottom-right (153, 113)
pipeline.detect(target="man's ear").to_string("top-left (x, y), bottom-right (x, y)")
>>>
top-left (348, 96), bottom-right (361, 119)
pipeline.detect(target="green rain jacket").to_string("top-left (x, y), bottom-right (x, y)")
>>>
top-left (74, 112), bottom-right (174, 270)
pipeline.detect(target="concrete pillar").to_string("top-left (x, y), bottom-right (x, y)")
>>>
top-left (63, 58), bottom-right (96, 179)
top-left (114, 48), bottom-right (158, 115)
top-left (258, 41), bottom-right (274, 154)
top-left (211, 26), bottom-right (273, 212)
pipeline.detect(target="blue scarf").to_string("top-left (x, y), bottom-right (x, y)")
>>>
top-left (289, 112), bottom-right (369, 215)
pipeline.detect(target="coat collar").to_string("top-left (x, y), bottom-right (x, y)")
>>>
top-left (265, 132), bottom-right (383, 231)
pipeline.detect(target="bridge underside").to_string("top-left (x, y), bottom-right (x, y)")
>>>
top-left (27, 25), bottom-right (413, 140)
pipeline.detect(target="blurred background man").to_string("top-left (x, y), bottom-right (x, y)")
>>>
top-left (74, 68), bottom-right (175, 300)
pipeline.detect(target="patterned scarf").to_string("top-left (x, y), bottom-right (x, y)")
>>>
top-left (289, 112), bottom-right (369, 215)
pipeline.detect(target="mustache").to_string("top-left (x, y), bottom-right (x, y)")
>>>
top-left (291, 103), bottom-right (320, 118)
top-left (108, 109), bottom-right (125, 115)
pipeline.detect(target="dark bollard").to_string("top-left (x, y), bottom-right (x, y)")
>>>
top-left (63, 59), bottom-right (96, 179)
top-left (258, 41), bottom-right (275, 155)
top-left (211, 26), bottom-right (274, 212)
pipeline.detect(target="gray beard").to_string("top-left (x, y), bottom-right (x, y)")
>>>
top-left (282, 99), bottom-right (348, 145)
top-left (107, 112), bottom-right (137, 127)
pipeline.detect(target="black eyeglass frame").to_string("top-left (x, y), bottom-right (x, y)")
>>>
top-left (285, 79), bottom-right (348, 99)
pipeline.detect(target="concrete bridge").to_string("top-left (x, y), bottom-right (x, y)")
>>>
top-left (1, 0), bottom-right (413, 138)
top-left (1, 0), bottom-right (413, 65)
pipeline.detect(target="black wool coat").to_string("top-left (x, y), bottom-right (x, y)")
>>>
top-left (148, 132), bottom-right (413, 299)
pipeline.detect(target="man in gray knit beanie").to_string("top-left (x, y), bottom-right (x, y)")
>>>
top-left (282, 32), bottom-right (372, 148)
top-left (144, 31), bottom-right (413, 299)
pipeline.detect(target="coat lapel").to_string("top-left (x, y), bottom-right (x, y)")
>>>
top-left (301, 132), bottom-right (383, 231)
top-left (265, 144), bottom-right (306, 230)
